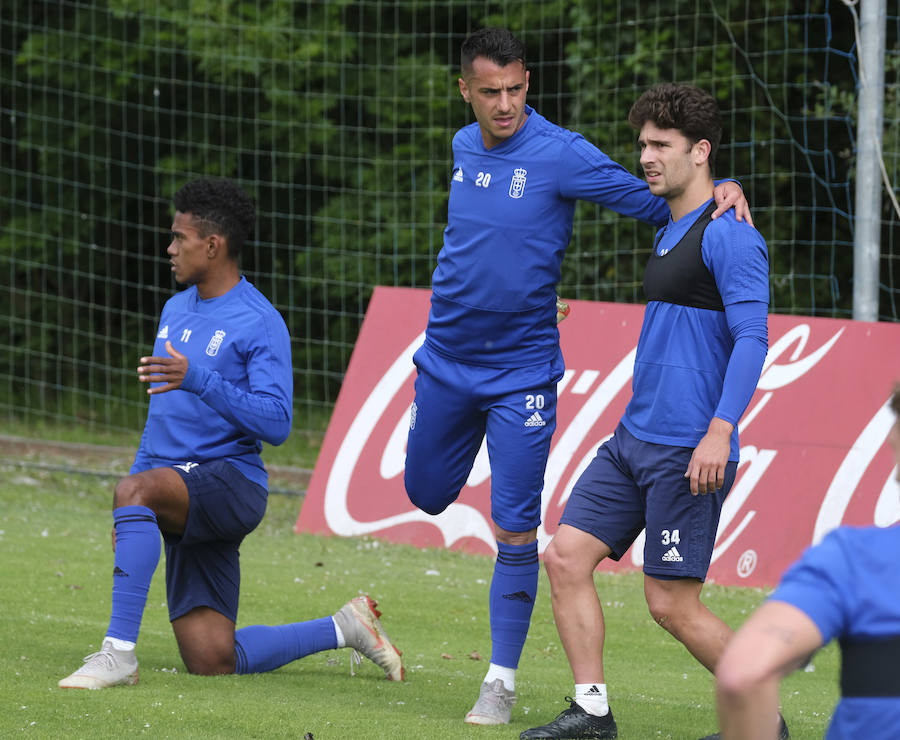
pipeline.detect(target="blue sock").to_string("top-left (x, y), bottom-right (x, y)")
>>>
top-left (489, 540), bottom-right (539, 669)
top-left (107, 505), bottom-right (160, 643)
top-left (234, 618), bottom-right (338, 674)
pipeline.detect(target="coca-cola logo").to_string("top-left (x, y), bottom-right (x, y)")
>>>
top-left (297, 287), bottom-right (900, 587)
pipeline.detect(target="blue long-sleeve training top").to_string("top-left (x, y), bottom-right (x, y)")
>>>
top-left (623, 199), bottom-right (769, 461)
top-left (131, 276), bottom-right (293, 489)
top-left (425, 105), bottom-right (669, 367)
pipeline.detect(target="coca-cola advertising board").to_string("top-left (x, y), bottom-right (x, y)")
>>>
top-left (295, 286), bottom-right (900, 587)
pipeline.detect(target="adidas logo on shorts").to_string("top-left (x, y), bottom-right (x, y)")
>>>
top-left (524, 412), bottom-right (546, 427)
top-left (662, 546), bottom-right (683, 562)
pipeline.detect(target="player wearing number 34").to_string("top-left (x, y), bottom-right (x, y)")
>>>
top-left (521, 84), bottom-right (771, 740)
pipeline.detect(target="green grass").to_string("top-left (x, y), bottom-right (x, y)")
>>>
top-left (262, 428), bottom-right (325, 470)
top-left (0, 418), bottom-right (144, 450)
top-left (1, 414), bottom-right (327, 471)
top-left (0, 395), bottom-right (332, 452)
top-left (1, 466), bottom-right (838, 739)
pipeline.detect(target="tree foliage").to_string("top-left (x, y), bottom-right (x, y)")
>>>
top-left (0, 0), bottom-right (895, 427)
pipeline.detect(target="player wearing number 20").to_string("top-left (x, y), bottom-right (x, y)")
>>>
top-left (403, 27), bottom-right (751, 727)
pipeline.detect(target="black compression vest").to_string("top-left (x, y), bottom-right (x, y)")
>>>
top-left (642, 201), bottom-right (724, 311)
top-left (840, 635), bottom-right (900, 697)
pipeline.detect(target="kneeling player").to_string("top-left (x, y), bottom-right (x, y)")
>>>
top-left (59, 178), bottom-right (402, 689)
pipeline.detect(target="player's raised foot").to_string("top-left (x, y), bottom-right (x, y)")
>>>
top-left (698, 713), bottom-right (789, 740)
top-left (520, 699), bottom-right (617, 739)
top-left (58, 639), bottom-right (139, 689)
top-left (333, 595), bottom-right (404, 681)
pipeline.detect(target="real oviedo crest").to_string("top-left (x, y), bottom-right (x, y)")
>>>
top-left (509, 168), bottom-right (527, 198)
top-left (205, 329), bottom-right (226, 357)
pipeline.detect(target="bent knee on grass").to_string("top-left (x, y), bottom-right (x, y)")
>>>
top-left (179, 643), bottom-right (237, 675)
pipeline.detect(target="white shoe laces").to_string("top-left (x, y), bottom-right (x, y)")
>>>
top-left (80, 649), bottom-right (118, 672)
top-left (349, 649), bottom-right (362, 676)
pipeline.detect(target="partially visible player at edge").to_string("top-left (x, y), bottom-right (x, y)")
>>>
top-left (59, 177), bottom-right (403, 689)
top-left (520, 84), bottom-right (773, 740)
top-left (715, 386), bottom-right (900, 740)
top-left (403, 28), bottom-right (751, 726)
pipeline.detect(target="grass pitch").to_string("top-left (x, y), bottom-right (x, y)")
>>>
top-left (1, 465), bottom-right (837, 739)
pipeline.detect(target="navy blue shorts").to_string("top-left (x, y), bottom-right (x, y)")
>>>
top-left (560, 424), bottom-right (736, 580)
top-left (404, 344), bottom-right (564, 533)
top-left (164, 459), bottom-right (267, 622)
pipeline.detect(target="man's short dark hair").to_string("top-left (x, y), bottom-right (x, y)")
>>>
top-left (461, 27), bottom-right (526, 76)
top-left (173, 178), bottom-right (255, 259)
top-left (628, 83), bottom-right (722, 173)
top-left (892, 384), bottom-right (900, 418)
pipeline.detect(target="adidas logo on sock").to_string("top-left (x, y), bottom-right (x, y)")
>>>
top-left (661, 546), bottom-right (683, 562)
top-left (113, 566), bottom-right (129, 577)
top-left (586, 685), bottom-right (602, 695)
top-left (502, 590), bottom-right (534, 603)
top-left (524, 412), bottom-right (546, 427)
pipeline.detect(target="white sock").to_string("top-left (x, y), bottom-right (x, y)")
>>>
top-left (105, 636), bottom-right (136, 652)
top-left (332, 618), bottom-right (346, 648)
top-left (575, 682), bottom-right (609, 716)
top-left (484, 663), bottom-right (516, 692)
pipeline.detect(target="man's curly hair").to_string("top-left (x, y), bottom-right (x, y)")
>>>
top-left (173, 178), bottom-right (255, 260)
top-left (628, 83), bottom-right (722, 174)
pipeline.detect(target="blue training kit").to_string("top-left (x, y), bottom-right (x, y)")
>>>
top-left (108, 505), bottom-right (160, 642)
top-left (561, 423), bottom-right (737, 579)
top-left (622, 198), bottom-right (769, 461)
top-left (107, 275), bottom-right (342, 676)
top-left (424, 104), bottom-right (669, 369)
top-left (107, 276), bottom-right (296, 653)
top-left (407, 105), bottom-right (668, 520)
top-left (406, 105), bottom-right (668, 672)
top-left (770, 525), bottom-right (900, 739)
top-left (562, 197), bottom-right (769, 577)
top-left (165, 459), bottom-right (268, 623)
top-left (131, 276), bottom-right (293, 488)
top-left (405, 345), bottom-right (563, 531)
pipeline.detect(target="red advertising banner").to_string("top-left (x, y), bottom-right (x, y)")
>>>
top-left (295, 286), bottom-right (900, 587)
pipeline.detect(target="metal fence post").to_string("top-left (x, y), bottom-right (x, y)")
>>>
top-left (853, 0), bottom-right (887, 321)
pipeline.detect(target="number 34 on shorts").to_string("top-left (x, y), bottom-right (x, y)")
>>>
top-left (660, 529), bottom-right (681, 545)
